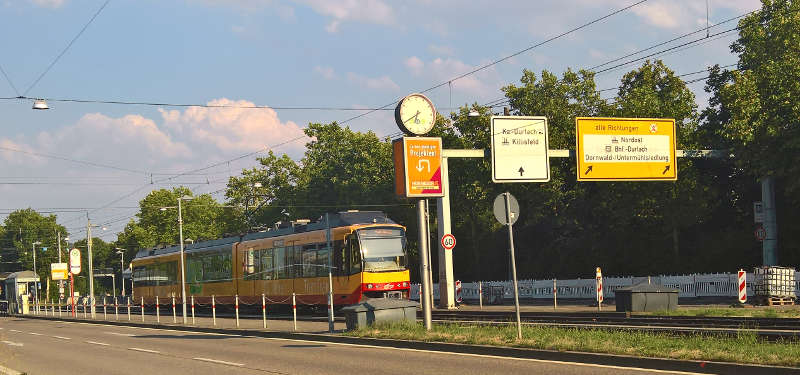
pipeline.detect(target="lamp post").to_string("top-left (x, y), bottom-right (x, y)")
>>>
top-left (116, 248), bottom-right (125, 297)
top-left (161, 196), bottom-right (194, 324)
top-left (86, 217), bottom-right (107, 318)
top-left (32, 241), bottom-right (42, 312)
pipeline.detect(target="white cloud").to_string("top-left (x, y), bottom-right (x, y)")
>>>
top-left (404, 56), bottom-right (424, 75)
top-left (29, 0), bottom-right (64, 8)
top-left (428, 44), bottom-right (455, 56)
top-left (313, 65), bottom-right (336, 80)
top-left (295, 0), bottom-right (395, 32)
top-left (346, 72), bottom-right (399, 90)
top-left (403, 56), bottom-right (502, 97)
top-left (159, 98), bottom-right (307, 153)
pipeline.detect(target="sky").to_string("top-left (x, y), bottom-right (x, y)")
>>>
top-left (0, 0), bottom-right (760, 242)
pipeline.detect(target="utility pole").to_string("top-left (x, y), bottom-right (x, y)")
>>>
top-left (178, 197), bottom-right (188, 325)
top-left (87, 216), bottom-right (96, 318)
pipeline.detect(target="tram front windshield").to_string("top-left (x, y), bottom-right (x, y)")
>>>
top-left (358, 228), bottom-right (406, 272)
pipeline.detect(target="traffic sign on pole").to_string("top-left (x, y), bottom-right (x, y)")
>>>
top-left (441, 233), bottom-right (456, 250)
top-left (493, 194), bottom-right (520, 225)
top-left (69, 248), bottom-right (81, 274)
top-left (392, 137), bottom-right (444, 198)
top-left (576, 117), bottom-right (677, 181)
top-left (490, 116), bottom-right (550, 183)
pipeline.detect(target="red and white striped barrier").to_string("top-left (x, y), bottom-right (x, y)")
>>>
top-left (455, 280), bottom-right (463, 304)
top-left (191, 295), bottom-right (195, 325)
top-left (738, 269), bottom-right (747, 303)
top-left (262, 294), bottom-right (267, 329)
top-left (235, 294), bottom-right (240, 328)
top-left (596, 267), bottom-right (604, 310)
top-left (212, 295), bottom-right (216, 326)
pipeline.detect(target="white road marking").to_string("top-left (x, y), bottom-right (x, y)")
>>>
top-left (1, 340), bottom-right (23, 347)
top-left (105, 331), bottom-right (135, 337)
top-left (25, 318), bottom-right (718, 374)
top-left (52, 335), bottom-right (71, 340)
top-left (193, 357), bottom-right (244, 367)
top-left (128, 347), bottom-right (160, 354)
top-left (86, 341), bottom-right (110, 346)
top-left (28, 332), bottom-right (43, 336)
top-left (9, 329), bottom-right (22, 333)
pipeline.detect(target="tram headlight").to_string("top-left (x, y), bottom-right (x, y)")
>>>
top-left (402, 282), bottom-right (409, 287)
top-left (367, 284), bottom-right (374, 289)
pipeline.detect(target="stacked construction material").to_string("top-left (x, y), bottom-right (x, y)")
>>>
top-left (753, 266), bottom-right (796, 305)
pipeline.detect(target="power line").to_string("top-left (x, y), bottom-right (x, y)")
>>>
top-left (23, 0), bottom-right (111, 96)
top-left (587, 11), bottom-right (754, 72)
top-left (0, 145), bottom-right (149, 175)
top-left (337, 0), bottom-right (650, 126)
top-left (0, 63), bottom-right (20, 96)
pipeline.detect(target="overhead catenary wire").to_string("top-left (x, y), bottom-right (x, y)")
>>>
top-left (23, 0), bottom-right (111, 96)
top-left (336, 0), bottom-right (650, 126)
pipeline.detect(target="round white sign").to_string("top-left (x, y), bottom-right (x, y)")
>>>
top-left (441, 233), bottom-right (456, 250)
top-left (69, 248), bottom-right (81, 274)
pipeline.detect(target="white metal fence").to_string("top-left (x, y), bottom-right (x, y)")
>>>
top-left (411, 272), bottom-right (800, 301)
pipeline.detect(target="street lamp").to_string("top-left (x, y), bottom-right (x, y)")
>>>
top-left (115, 248), bottom-right (126, 297)
top-left (32, 241), bottom-right (42, 312)
top-left (161, 195), bottom-right (194, 324)
top-left (86, 217), bottom-right (107, 318)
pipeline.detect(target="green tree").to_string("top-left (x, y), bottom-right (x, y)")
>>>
top-left (116, 187), bottom-right (237, 253)
top-left (225, 151), bottom-right (300, 229)
top-left (1, 209), bottom-right (68, 275)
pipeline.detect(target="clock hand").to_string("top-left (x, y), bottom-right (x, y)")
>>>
top-left (404, 110), bottom-right (421, 124)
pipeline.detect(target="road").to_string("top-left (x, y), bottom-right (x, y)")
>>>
top-left (0, 317), bottom-right (705, 375)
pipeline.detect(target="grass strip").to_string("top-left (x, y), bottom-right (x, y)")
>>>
top-left (646, 307), bottom-right (800, 318)
top-left (345, 321), bottom-right (800, 367)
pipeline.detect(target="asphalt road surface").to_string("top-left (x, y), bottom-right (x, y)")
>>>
top-left (0, 317), bottom-right (706, 375)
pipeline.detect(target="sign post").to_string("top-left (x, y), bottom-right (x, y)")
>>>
top-left (490, 116), bottom-right (550, 183)
top-left (493, 192), bottom-right (522, 340)
top-left (393, 136), bottom-right (443, 331)
top-left (69, 248), bottom-right (80, 317)
top-left (576, 117), bottom-right (677, 181)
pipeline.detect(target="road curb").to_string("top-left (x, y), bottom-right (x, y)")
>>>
top-left (17, 315), bottom-right (800, 374)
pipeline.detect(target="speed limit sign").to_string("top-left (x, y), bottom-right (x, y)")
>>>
top-left (441, 233), bottom-right (456, 250)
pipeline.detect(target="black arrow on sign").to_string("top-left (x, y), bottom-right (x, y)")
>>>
top-left (518, 167), bottom-right (525, 176)
top-left (662, 165), bottom-right (670, 175)
top-left (584, 166), bottom-right (593, 175)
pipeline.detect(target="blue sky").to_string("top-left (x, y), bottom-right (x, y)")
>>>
top-left (0, 0), bottom-right (758, 241)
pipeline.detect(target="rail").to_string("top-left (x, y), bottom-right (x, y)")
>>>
top-left (411, 272), bottom-right (800, 301)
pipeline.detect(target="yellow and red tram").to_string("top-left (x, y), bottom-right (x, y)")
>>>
top-left (131, 211), bottom-right (410, 306)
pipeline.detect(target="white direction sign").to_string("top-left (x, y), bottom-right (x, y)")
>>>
top-left (490, 116), bottom-right (550, 183)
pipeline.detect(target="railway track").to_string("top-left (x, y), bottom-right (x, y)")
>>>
top-left (426, 310), bottom-right (800, 340)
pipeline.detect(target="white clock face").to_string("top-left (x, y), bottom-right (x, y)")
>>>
top-left (396, 93), bottom-right (436, 135)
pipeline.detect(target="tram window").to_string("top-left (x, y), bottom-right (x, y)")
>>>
top-left (333, 240), bottom-right (345, 276)
top-left (260, 248), bottom-right (273, 280)
top-left (348, 235), bottom-right (362, 274)
top-left (302, 244), bottom-right (317, 277)
top-left (187, 255), bottom-right (203, 283)
top-left (244, 249), bottom-right (256, 279)
top-left (317, 246), bottom-right (330, 277)
top-left (286, 245), bottom-right (297, 279)
top-left (274, 247), bottom-right (286, 279)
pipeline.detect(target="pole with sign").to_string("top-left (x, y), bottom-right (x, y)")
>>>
top-left (69, 248), bottom-right (81, 317)
top-left (392, 93), bottom-right (441, 331)
top-left (493, 192), bottom-right (522, 340)
top-left (440, 234), bottom-right (456, 250)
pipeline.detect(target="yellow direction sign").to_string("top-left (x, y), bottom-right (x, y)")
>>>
top-left (576, 117), bottom-right (677, 181)
top-left (392, 137), bottom-right (444, 198)
top-left (51, 263), bottom-right (68, 281)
